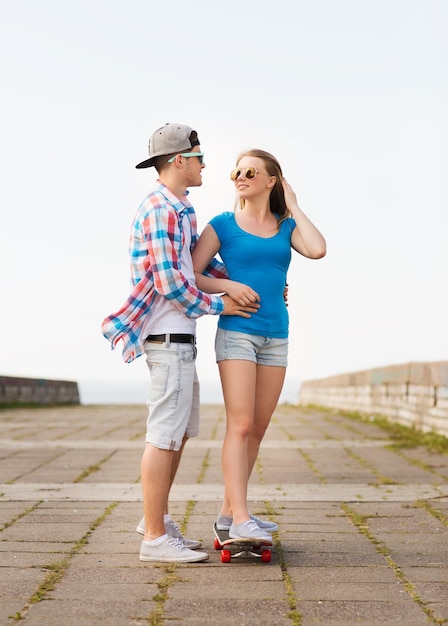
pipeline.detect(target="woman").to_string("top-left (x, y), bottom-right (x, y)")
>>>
top-left (192, 149), bottom-right (326, 541)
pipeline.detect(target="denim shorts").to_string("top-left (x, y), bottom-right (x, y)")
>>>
top-left (143, 340), bottom-right (199, 451)
top-left (215, 328), bottom-right (288, 366)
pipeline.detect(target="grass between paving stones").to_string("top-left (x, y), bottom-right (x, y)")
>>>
top-left (4, 451), bottom-right (67, 483)
top-left (264, 502), bottom-right (302, 626)
top-left (299, 449), bottom-right (328, 484)
top-left (210, 412), bottom-right (224, 441)
top-left (342, 446), bottom-right (397, 485)
top-left (8, 502), bottom-right (118, 622)
top-left (145, 563), bottom-right (182, 626)
top-left (416, 500), bottom-right (448, 527)
top-left (73, 450), bottom-right (117, 482)
top-left (52, 425), bottom-right (88, 440)
top-left (394, 447), bottom-right (445, 476)
top-left (270, 415), bottom-right (331, 483)
top-left (1, 501), bottom-right (42, 532)
top-left (271, 417), bottom-right (299, 442)
top-left (195, 449), bottom-right (210, 484)
top-left (329, 408), bottom-right (448, 454)
top-left (256, 457), bottom-right (302, 624)
top-left (318, 406), bottom-right (448, 481)
top-left (341, 503), bottom-right (446, 625)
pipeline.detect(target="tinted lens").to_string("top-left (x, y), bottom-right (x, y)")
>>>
top-left (230, 167), bottom-right (257, 181)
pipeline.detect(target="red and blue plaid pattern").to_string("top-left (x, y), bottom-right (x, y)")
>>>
top-left (101, 182), bottom-right (226, 363)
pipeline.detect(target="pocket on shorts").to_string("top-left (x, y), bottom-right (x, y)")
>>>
top-left (179, 345), bottom-right (196, 362)
top-left (148, 362), bottom-right (169, 402)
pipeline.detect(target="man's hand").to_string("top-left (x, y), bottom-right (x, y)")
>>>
top-left (221, 294), bottom-right (260, 318)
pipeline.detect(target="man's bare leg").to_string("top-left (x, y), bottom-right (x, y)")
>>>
top-left (162, 436), bottom-right (188, 515)
top-left (141, 443), bottom-right (173, 541)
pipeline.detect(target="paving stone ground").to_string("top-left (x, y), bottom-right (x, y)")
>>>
top-left (1, 403), bottom-right (447, 625)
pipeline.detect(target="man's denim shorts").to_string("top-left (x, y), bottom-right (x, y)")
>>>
top-left (215, 328), bottom-right (288, 367)
top-left (143, 340), bottom-right (199, 451)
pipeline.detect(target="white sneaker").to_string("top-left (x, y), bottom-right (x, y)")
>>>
top-left (139, 537), bottom-right (209, 563)
top-left (229, 519), bottom-right (272, 542)
top-left (217, 513), bottom-right (278, 532)
top-left (136, 516), bottom-right (202, 550)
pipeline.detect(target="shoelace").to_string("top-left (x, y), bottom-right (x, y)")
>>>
top-left (166, 520), bottom-right (183, 538)
top-left (167, 537), bottom-right (185, 550)
top-left (245, 520), bottom-right (259, 531)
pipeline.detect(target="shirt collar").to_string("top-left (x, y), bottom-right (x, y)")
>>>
top-left (155, 181), bottom-right (192, 214)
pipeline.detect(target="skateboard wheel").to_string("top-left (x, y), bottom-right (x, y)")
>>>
top-left (261, 548), bottom-right (272, 563)
top-left (221, 549), bottom-right (231, 563)
top-left (214, 537), bottom-right (221, 550)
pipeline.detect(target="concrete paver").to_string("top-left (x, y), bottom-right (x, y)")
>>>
top-left (1, 403), bottom-right (448, 625)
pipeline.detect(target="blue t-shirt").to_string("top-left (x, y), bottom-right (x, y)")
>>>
top-left (209, 212), bottom-right (296, 338)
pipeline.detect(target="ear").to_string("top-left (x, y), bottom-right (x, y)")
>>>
top-left (170, 154), bottom-right (184, 169)
top-left (267, 176), bottom-right (276, 189)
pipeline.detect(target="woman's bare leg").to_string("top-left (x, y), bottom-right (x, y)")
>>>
top-left (218, 362), bottom-right (285, 523)
top-left (218, 359), bottom-right (256, 525)
top-left (247, 364), bottom-right (286, 477)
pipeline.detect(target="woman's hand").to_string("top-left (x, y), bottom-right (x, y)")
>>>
top-left (282, 178), bottom-right (299, 211)
top-left (282, 178), bottom-right (327, 259)
top-left (224, 281), bottom-right (260, 305)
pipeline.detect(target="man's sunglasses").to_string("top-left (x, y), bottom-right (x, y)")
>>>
top-left (168, 152), bottom-right (204, 164)
top-left (230, 166), bottom-right (268, 181)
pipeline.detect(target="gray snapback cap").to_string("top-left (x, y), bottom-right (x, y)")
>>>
top-left (135, 123), bottom-right (199, 169)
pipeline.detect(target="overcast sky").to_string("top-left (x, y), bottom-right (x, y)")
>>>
top-left (1, 0), bottom-right (446, 403)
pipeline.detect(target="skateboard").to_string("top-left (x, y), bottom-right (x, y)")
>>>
top-left (213, 522), bottom-right (273, 563)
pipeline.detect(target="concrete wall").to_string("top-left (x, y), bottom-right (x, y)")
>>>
top-left (0, 376), bottom-right (80, 406)
top-left (298, 361), bottom-right (448, 436)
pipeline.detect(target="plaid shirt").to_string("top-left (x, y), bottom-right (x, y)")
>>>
top-left (101, 182), bottom-right (226, 363)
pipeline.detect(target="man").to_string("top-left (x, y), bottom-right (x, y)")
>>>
top-left (101, 123), bottom-right (259, 563)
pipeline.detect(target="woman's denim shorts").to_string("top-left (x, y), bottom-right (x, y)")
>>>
top-left (215, 328), bottom-right (288, 367)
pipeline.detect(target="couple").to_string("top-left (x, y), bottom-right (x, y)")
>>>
top-left (101, 122), bottom-right (326, 563)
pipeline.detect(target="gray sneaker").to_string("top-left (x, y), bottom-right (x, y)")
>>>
top-left (217, 513), bottom-right (278, 532)
top-left (250, 514), bottom-right (278, 532)
top-left (229, 519), bottom-right (272, 542)
top-left (136, 516), bottom-right (202, 550)
top-left (139, 537), bottom-right (209, 563)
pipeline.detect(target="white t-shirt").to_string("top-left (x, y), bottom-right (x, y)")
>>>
top-left (141, 213), bottom-right (196, 338)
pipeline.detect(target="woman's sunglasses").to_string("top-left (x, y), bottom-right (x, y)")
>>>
top-left (230, 166), bottom-right (267, 181)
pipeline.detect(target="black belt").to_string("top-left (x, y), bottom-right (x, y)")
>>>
top-left (145, 333), bottom-right (195, 344)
